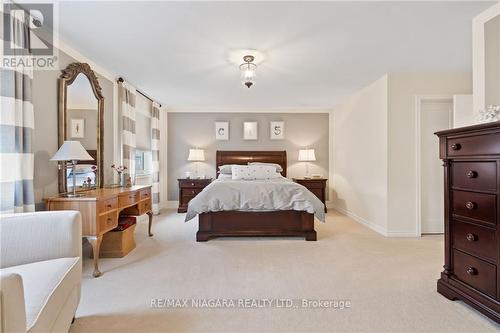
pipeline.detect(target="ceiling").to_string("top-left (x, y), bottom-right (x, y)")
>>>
top-left (58, 1), bottom-right (495, 111)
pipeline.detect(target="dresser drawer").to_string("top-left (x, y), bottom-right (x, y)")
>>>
top-left (453, 220), bottom-right (497, 261)
top-left (452, 190), bottom-right (496, 225)
top-left (453, 250), bottom-right (497, 298)
top-left (447, 132), bottom-right (500, 157)
top-left (98, 196), bottom-right (118, 213)
top-left (452, 162), bottom-right (497, 192)
top-left (139, 199), bottom-right (152, 215)
top-left (118, 191), bottom-right (139, 207)
top-left (98, 211), bottom-right (118, 233)
top-left (140, 188), bottom-right (151, 200)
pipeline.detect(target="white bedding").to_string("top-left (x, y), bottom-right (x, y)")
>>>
top-left (185, 175), bottom-right (326, 222)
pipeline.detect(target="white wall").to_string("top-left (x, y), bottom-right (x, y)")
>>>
top-left (485, 14), bottom-right (500, 106)
top-left (332, 75), bottom-right (389, 235)
top-left (453, 94), bottom-right (474, 128)
top-left (473, 2), bottom-right (500, 115)
top-left (387, 73), bottom-right (472, 236)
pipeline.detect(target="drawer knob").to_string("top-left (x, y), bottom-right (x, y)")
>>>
top-left (106, 218), bottom-right (113, 224)
top-left (450, 143), bottom-right (461, 151)
top-left (107, 204), bottom-right (112, 208)
top-left (191, 183), bottom-right (195, 186)
top-left (466, 171), bottom-right (477, 179)
top-left (466, 267), bottom-right (477, 276)
top-left (465, 201), bottom-right (475, 210)
top-left (466, 233), bottom-right (477, 242)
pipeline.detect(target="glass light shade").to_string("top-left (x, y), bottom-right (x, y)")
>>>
top-left (239, 62), bottom-right (257, 88)
top-left (187, 149), bottom-right (205, 161)
top-left (51, 141), bottom-right (94, 161)
top-left (298, 149), bottom-right (316, 162)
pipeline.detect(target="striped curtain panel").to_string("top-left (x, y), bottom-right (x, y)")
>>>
top-left (119, 82), bottom-right (137, 184)
top-left (0, 10), bottom-right (35, 213)
top-left (151, 102), bottom-right (161, 215)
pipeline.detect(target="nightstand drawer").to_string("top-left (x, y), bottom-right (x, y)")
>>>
top-left (295, 180), bottom-right (325, 189)
top-left (182, 188), bottom-right (202, 197)
top-left (453, 249), bottom-right (497, 298)
top-left (452, 190), bottom-right (496, 226)
top-left (179, 180), bottom-right (211, 189)
top-left (453, 220), bottom-right (497, 262)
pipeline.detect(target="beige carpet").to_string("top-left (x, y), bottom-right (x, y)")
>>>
top-left (71, 210), bottom-right (499, 333)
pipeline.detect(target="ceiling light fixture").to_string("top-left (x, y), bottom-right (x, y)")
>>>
top-left (239, 55), bottom-right (257, 88)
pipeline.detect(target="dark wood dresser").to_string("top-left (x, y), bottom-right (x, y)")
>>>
top-left (435, 121), bottom-right (500, 323)
top-left (293, 178), bottom-right (327, 213)
top-left (177, 178), bottom-right (212, 213)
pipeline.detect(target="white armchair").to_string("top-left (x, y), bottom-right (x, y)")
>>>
top-left (0, 211), bottom-right (82, 333)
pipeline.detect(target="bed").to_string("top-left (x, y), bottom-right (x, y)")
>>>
top-left (186, 151), bottom-right (325, 242)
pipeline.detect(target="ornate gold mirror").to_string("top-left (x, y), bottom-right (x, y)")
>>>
top-left (58, 63), bottom-right (104, 193)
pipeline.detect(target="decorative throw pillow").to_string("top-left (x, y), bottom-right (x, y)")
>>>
top-left (232, 165), bottom-right (280, 180)
top-left (248, 162), bottom-right (283, 173)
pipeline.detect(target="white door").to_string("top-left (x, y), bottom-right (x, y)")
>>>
top-left (420, 100), bottom-right (453, 234)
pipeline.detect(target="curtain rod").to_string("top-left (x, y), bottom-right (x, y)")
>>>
top-left (117, 77), bottom-right (161, 107)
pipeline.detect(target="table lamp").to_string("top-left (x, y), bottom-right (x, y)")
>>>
top-left (51, 141), bottom-right (94, 197)
top-left (188, 148), bottom-right (205, 178)
top-left (298, 148), bottom-right (316, 178)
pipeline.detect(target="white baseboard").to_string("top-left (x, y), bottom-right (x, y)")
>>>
top-left (331, 205), bottom-right (387, 236)
top-left (160, 201), bottom-right (179, 210)
top-left (331, 205), bottom-right (418, 238)
top-left (385, 230), bottom-right (420, 237)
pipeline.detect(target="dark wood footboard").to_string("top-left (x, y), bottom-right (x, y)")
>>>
top-left (196, 210), bottom-right (316, 242)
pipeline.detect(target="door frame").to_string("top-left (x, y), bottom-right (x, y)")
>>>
top-left (415, 95), bottom-right (454, 236)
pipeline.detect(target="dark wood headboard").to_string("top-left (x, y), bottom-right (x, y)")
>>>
top-left (216, 151), bottom-right (287, 177)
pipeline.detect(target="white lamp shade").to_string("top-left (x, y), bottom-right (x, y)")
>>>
top-left (51, 141), bottom-right (94, 161)
top-left (298, 149), bottom-right (316, 162)
top-left (187, 149), bottom-right (205, 161)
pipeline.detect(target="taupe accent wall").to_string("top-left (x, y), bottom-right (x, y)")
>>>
top-left (167, 112), bottom-right (329, 200)
top-left (32, 50), bottom-right (115, 209)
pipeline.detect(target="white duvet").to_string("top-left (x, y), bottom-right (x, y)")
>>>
top-left (185, 176), bottom-right (326, 222)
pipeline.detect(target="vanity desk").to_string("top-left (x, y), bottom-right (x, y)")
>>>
top-left (45, 185), bottom-right (153, 278)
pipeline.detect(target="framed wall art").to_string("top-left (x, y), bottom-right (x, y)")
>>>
top-left (243, 122), bottom-right (258, 140)
top-left (215, 122), bottom-right (229, 140)
top-left (270, 121), bottom-right (285, 140)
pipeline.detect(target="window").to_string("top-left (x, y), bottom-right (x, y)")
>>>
top-left (135, 149), bottom-right (152, 176)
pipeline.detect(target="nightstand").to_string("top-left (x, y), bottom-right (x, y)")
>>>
top-left (177, 178), bottom-right (212, 213)
top-left (292, 178), bottom-right (328, 213)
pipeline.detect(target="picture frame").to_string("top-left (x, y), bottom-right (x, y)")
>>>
top-left (243, 122), bottom-right (258, 140)
top-left (70, 118), bottom-right (85, 138)
top-left (215, 122), bottom-right (229, 140)
top-left (270, 121), bottom-right (285, 140)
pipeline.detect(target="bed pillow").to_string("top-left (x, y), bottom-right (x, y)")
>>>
top-left (248, 162), bottom-right (283, 173)
top-left (218, 164), bottom-right (237, 174)
top-left (232, 165), bottom-right (280, 180)
top-left (217, 174), bottom-right (232, 180)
